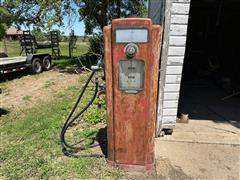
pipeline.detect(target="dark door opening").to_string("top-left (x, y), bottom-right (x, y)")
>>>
top-left (178, 0), bottom-right (240, 128)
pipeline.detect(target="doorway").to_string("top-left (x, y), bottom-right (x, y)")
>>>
top-left (178, 0), bottom-right (240, 128)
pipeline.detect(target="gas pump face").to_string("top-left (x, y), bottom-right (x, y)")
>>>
top-left (104, 18), bottom-right (161, 170)
top-left (116, 28), bottom-right (148, 93)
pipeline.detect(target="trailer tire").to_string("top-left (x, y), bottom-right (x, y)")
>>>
top-left (42, 56), bottom-right (51, 71)
top-left (30, 58), bottom-right (42, 74)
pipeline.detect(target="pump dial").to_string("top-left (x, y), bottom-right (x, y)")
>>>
top-left (124, 43), bottom-right (138, 58)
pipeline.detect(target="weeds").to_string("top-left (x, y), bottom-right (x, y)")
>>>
top-left (22, 95), bottom-right (32, 101)
top-left (44, 81), bottom-right (55, 88)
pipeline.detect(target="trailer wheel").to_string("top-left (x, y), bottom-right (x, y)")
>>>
top-left (30, 58), bottom-right (42, 74)
top-left (42, 56), bottom-right (51, 71)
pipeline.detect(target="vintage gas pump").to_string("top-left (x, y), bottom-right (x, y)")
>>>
top-left (104, 18), bottom-right (161, 169)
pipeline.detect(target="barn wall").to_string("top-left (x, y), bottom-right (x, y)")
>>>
top-left (157, 0), bottom-right (191, 134)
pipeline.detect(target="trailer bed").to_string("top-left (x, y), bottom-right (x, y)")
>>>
top-left (0, 56), bottom-right (27, 65)
top-left (0, 54), bottom-right (51, 75)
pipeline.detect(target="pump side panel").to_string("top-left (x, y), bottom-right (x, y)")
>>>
top-left (145, 25), bottom-right (161, 163)
top-left (111, 18), bottom-right (158, 166)
top-left (104, 26), bottom-right (115, 161)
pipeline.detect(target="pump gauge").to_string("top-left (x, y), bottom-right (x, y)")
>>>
top-left (118, 60), bottom-right (144, 93)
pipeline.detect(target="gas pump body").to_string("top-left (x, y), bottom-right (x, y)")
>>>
top-left (104, 18), bottom-right (161, 170)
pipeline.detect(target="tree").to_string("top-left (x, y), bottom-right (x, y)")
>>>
top-left (0, 6), bottom-right (11, 39)
top-left (0, 5), bottom-right (12, 54)
top-left (3, 0), bottom-right (68, 30)
top-left (75, 0), bottom-right (147, 56)
top-left (75, 0), bottom-right (147, 34)
top-left (2, 0), bottom-right (147, 56)
top-left (3, 0), bottom-right (147, 34)
top-left (31, 28), bottom-right (49, 41)
top-left (69, 29), bottom-right (77, 59)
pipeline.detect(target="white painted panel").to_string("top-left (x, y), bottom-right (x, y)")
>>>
top-left (169, 25), bottom-right (188, 36)
top-left (161, 123), bottom-right (176, 129)
top-left (163, 100), bottom-right (179, 108)
top-left (171, 14), bottom-right (189, 24)
top-left (172, 3), bottom-right (190, 15)
top-left (167, 56), bottom-right (184, 65)
top-left (164, 84), bottom-right (181, 92)
top-left (162, 116), bottom-right (177, 123)
top-left (173, 0), bottom-right (190, 3)
top-left (163, 109), bottom-right (178, 116)
top-left (165, 75), bottom-right (182, 83)
top-left (169, 36), bottom-right (186, 46)
top-left (168, 46), bottom-right (186, 56)
top-left (166, 66), bottom-right (183, 75)
top-left (164, 92), bottom-right (179, 100)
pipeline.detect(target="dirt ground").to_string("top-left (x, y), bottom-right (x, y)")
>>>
top-left (0, 70), bottom-right (84, 109)
top-left (155, 120), bottom-right (240, 180)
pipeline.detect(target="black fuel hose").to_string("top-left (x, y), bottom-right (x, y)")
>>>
top-left (60, 71), bottom-right (104, 157)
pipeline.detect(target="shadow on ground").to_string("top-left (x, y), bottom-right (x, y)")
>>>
top-left (0, 108), bottom-right (9, 116)
top-left (96, 127), bottom-right (108, 158)
top-left (178, 78), bottom-right (240, 128)
top-left (0, 69), bottom-right (30, 83)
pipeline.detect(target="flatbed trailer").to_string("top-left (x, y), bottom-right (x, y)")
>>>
top-left (0, 54), bottom-right (52, 75)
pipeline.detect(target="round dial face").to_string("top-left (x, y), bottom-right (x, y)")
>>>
top-left (124, 43), bottom-right (138, 58)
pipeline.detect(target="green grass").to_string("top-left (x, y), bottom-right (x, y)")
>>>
top-left (0, 41), bottom-right (20, 57)
top-left (22, 95), bottom-right (32, 101)
top-left (0, 40), bottom-right (119, 179)
top-left (0, 74), bottom-right (122, 179)
top-left (43, 80), bottom-right (56, 88)
top-left (0, 40), bottom-right (100, 70)
top-left (0, 40), bottom-right (90, 69)
top-left (0, 41), bottom-right (88, 57)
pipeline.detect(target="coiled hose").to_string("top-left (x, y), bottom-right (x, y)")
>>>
top-left (60, 71), bottom-right (104, 157)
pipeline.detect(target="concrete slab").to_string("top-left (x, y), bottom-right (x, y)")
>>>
top-left (155, 120), bottom-right (240, 179)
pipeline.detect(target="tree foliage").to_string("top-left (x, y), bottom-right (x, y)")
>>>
top-left (0, 6), bottom-right (11, 39)
top-left (75, 0), bottom-right (147, 34)
top-left (31, 28), bottom-right (49, 41)
top-left (2, 0), bottom-right (147, 56)
top-left (3, 0), bottom-right (69, 29)
top-left (3, 0), bottom-right (147, 34)
top-left (74, 0), bottom-right (147, 56)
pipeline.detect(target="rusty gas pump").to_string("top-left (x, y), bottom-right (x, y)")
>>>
top-left (60, 17), bottom-right (161, 170)
top-left (104, 18), bottom-right (161, 170)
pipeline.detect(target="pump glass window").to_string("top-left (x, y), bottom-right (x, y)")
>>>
top-left (116, 29), bottom-right (148, 43)
top-left (118, 60), bottom-right (144, 93)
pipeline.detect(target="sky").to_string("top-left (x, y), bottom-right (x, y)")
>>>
top-left (56, 2), bottom-right (86, 36)
top-left (65, 20), bottom-right (85, 36)
top-left (53, 11), bottom-right (86, 36)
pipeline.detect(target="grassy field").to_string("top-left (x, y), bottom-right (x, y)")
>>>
top-left (0, 41), bottom-right (122, 179)
top-left (0, 40), bottom-right (92, 69)
top-left (0, 40), bottom-right (88, 58)
top-left (0, 79), bottom-right (121, 179)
